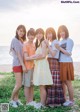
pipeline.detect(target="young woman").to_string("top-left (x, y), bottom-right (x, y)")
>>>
top-left (45, 27), bottom-right (65, 107)
top-left (55, 25), bottom-right (74, 106)
top-left (25, 28), bottom-right (53, 109)
top-left (22, 28), bottom-right (36, 106)
top-left (9, 25), bottom-right (27, 107)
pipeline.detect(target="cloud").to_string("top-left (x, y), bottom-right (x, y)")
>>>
top-left (0, 0), bottom-right (55, 12)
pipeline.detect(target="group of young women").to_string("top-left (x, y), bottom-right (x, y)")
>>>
top-left (9, 24), bottom-right (74, 109)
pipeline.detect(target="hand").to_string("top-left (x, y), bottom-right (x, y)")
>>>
top-left (44, 39), bottom-right (49, 47)
top-left (26, 57), bottom-right (31, 60)
top-left (22, 65), bottom-right (27, 72)
top-left (55, 43), bottom-right (60, 50)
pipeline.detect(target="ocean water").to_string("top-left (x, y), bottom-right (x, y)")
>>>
top-left (0, 45), bottom-right (80, 65)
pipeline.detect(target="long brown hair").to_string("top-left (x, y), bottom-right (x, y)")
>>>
top-left (57, 25), bottom-right (69, 40)
top-left (16, 25), bottom-right (26, 41)
top-left (35, 28), bottom-right (44, 49)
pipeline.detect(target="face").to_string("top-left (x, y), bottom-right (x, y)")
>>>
top-left (60, 31), bottom-right (65, 39)
top-left (28, 34), bottom-right (35, 42)
top-left (17, 28), bottom-right (25, 38)
top-left (46, 32), bottom-right (53, 41)
top-left (36, 32), bottom-right (43, 41)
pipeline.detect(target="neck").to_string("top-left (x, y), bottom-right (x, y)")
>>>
top-left (19, 37), bottom-right (23, 43)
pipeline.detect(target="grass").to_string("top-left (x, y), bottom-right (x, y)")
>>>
top-left (0, 73), bottom-right (80, 112)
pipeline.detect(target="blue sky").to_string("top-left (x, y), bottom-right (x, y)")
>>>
top-left (0, 0), bottom-right (80, 45)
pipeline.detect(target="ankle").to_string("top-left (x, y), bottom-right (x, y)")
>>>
top-left (40, 102), bottom-right (45, 106)
top-left (70, 100), bottom-right (74, 102)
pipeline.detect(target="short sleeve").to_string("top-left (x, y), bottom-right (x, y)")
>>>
top-left (66, 39), bottom-right (74, 53)
top-left (11, 38), bottom-right (22, 53)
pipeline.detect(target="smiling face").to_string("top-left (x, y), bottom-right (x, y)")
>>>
top-left (36, 32), bottom-right (44, 41)
top-left (27, 28), bottom-right (35, 43)
top-left (17, 28), bottom-right (25, 38)
top-left (60, 31), bottom-right (66, 39)
top-left (57, 25), bottom-right (69, 40)
top-left (46, 27), bottom-right (56, 42)
top-left (28, 34), bottom-right (35, 42)
top-left (46, 32), bottom-right (53, 41)
top-left (16, 25), bottom-right (26, 41)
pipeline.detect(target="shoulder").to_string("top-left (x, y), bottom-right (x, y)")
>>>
top-left (11, 37), bottom-right (16, 42)
top-left (23, 41), bottom-right (29, 47)
top-left (11, 37), bottom-right (18, 45)
top-left (67, 38), bottom-right (74, 45)
top-left (52, 39), bottom-right (59, 44)
top-left (12, 37), bottom-right (19, 44)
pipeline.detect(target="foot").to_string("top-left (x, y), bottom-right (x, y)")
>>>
top-left (63, 100), bottom-right (74, 106)
top-left (48, 105), bottom-right (54, 108)
top-left (34, 102), bottom-right (46, 109)
top-left (26, 101), bottom-right (36, 106)
top-left (9, 100), bottom-right (18, 108)
top-left (16, 100), bottom-right (23, 106)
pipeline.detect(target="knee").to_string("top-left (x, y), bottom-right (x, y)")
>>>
top-left (40, 85), bottom-right (45, 91)
top-left (15, 84), bottom-right (22, 89)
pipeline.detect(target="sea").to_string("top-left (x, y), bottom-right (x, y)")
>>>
top-left (0, 45), bottom-right (80, 65)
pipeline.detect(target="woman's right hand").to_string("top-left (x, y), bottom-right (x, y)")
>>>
top-left (44, 39), bottom-right (49, 47)
top-left (22, 65), bottom-right (27, 73)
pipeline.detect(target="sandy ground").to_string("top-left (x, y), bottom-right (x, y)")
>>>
top-left (0, 62), bottom-right (80, 77)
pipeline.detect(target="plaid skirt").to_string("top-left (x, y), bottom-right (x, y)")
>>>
top-left (46, 58), bottom-right (65, 105)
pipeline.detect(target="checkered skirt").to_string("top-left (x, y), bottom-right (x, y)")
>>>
top-left (46, 58), bottom-right (65, 105)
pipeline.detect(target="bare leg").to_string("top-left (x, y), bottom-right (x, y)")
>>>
top-left (24, 87), bottom-right (30, 103)
top-left (11, 72), bottom-right (22, 101)
top-left (40, 85), bottom-right (46, 105)
top-left (66, 80), bottom-right (74, 101)
top-left (29, 86), bottom-right (34, 102)
top-left (24, 86), bottom-right (34, 103)
top-left (62, 82), bottom-right (67, 101)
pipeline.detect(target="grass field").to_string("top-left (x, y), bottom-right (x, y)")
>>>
top-left (0, 72), bottom-right (80, 112)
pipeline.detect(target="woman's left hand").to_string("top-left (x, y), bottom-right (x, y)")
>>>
top-left (55, 43), bottom-right (60, 50)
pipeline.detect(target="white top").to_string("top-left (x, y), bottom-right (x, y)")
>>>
top-left (48, 39), bottom-right (60, 59)
top-left (59, 38), bottom-right (74, 62)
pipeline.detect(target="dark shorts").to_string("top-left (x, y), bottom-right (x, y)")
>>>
top-left (13, 66), bottom-right (23, 73)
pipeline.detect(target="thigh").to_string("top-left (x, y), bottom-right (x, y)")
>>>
top-left (14, 72), bottom-right (22, 86)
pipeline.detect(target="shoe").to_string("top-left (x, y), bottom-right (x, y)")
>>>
top-left (16, 100), bottom-right (23, 106)
top-left (9, 100), bottom-right (18, 108)
top-left (48, 105), bottom-right (55, 108)
top-left (34, 102), bottom-right (46, 109)
top-left (26, 101), bottom-right (36, 106)
top-left (63, 100), bottom-right (74, 106)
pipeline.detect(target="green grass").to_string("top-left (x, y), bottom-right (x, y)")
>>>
top-left (0, 73), bottom-right (80, 112)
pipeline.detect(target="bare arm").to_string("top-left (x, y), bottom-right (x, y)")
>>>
top-left (25, 41), bottom-right (47, 60)
top-left (55, 44), bottom-right (71, 56)
top-left (59, 47), bottom-right (71, 56)
top-left (44, 40), bottom-right (57, 57)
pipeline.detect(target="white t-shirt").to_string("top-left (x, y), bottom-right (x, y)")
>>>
top-left (48, 39), bottom-right (60, 59)
top-left (59, 38), bottom-right (74, 62)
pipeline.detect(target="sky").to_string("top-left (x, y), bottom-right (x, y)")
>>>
top-left (0, 0), bottom-right (80, 46)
